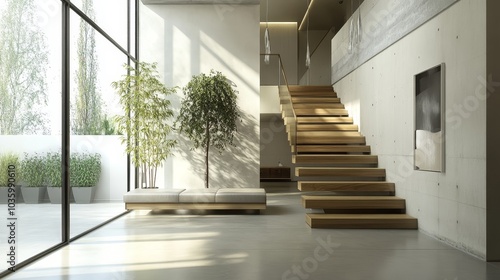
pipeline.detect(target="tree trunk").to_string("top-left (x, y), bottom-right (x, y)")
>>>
top-left (205, 119), bottom-right (210, 188)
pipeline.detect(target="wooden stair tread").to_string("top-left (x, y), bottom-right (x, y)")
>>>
top-left (306, 213), bottom-right (418, 229)
top-left (297, 124), bottom-right (358, 131)
top-left (296, 136), bottom-right (366, 145)
top-left (296, 167), bottom-right (386, 178)
top-left (294, 145), bottom-right (371, 154)
top-left (307, 213), bottom-right (416, 219)
top-left (297, 117), bottom-right (353, 124)
top-left (291, 97), bottom-right (341, 103)
top-left (295, 108), bottom-right (348, 116)
top-left (302, 195), bottom-right (403, 201)
top-left (297, 131), bottom-right (361, 137)
top-left (293, 103), bottom-right (345, 109)
top-left (298, 181), bottom-right (394, 192)
top-left (289, 91), bottom-right (337, 97)
top-left (302, 195), bottom-right (406, 210)
top-left (293, 154), bottom-right (378, 165)
top-left (288, 85), bottom-right (334, 92)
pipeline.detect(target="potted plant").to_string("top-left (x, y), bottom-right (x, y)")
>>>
top-left (70, 152), bottom-right (101, 203)
top-left (112, 62), bottom-right (177, 188)
top-left (46, 152), bottom-right (63, 203)
top-left (176, 70), bottom-right (240, 188)
top-left (20, 152), bottom-right (47, 203)
top-left (0, 152), bottom-right (21, 204)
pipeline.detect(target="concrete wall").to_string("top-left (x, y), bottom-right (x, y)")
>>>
top-left (299, 29), bottom-right (334, 85)
top-left (331, 0), bottom-right (459, 84)
top-left (332, 0), bottom-right (488, 258)
top-left (260, 116), bottom-right (297, 182)
top-left (140, 3), bottom-right (260, 189)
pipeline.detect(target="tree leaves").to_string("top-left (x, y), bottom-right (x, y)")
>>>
top-left (111, 62), bottom-right (177, 188)
top-left (175, 70), bottom-right (240, 188)
top-left (72, 0), bottom-right (103, 135)
top-left (0, 0), bottom-right (49, 135)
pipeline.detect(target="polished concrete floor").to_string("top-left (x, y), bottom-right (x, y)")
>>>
top-left (5, 191), bottom-right (500, 280)
top-left (0, 202), bottom-right (126, 273)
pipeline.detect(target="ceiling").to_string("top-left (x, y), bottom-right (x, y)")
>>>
top-left (261, 0), bottom-right (359, 31)
top-left (141, 0), bottom-right (359, 31)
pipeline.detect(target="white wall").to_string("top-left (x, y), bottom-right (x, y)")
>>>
top-left (260, 86), bottom-right (280, 114)
top-left (140, 3), bottom-right (260, 189)
top-left (332, 0), bottom-right (487, 258)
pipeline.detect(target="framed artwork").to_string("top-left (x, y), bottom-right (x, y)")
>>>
top-left (414, 63), bottom-right (445, 172)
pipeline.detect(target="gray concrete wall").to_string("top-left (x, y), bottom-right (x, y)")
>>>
top-left (332, 0), bottom-right (488, 258)
top-left (331, 0), bottom-right (459, 84)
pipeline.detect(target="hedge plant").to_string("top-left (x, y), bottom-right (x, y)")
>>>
top-left (70, 152), bottom-right (101, 187)
top-left (20, 152), bottom-right (46, 187)
top-left (0, 153), bottom-right (19, 187)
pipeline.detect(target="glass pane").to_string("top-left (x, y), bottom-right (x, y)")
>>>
top-left (129, 0), bottom-right (136, 57)
top-left (0, 0), bottom-right (62, 272)
top-left (71, 0), bottom-right (128, 50)
top-left (69, 10), bottom-right (128, 238)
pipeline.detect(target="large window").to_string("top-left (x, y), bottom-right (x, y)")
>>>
top-left (0, 0), bottom-right (137, 276)
top-left (69, 7), bottom-right (130, 237)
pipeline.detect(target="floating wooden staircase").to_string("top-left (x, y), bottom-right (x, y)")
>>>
top-left (284, 85), bottom-right (417, 229)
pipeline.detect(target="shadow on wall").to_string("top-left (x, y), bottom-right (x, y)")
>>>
top-left (175, 109), bottom-right (259, 189)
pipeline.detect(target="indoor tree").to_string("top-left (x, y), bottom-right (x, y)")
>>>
top-left (176, 70), bottom-right (240, 188)
top-left (112, 62), bottom-right (177, 188)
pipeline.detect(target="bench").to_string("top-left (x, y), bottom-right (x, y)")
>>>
top-left (123, 188), bottom-right (266, 211)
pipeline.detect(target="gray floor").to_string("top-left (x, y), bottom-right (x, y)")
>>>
top-left (4, 191), bottom-right (500, 280)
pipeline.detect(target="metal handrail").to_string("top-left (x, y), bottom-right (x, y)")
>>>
top-left (260, 54), bottom-right (298, 155)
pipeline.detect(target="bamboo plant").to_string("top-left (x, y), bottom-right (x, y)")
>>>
top-left (112, 62), bottom-right (177, 188)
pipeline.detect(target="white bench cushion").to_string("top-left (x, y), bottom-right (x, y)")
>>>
top-left (123, 188), bottom-right (185, 203)
top-left (178, 188), bottom-right (219, 203)
top-left (215, 188), bottom-right (266, 204)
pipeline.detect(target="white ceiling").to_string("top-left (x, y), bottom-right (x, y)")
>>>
top-left (141, 0), bottom-right (359, 31)
top-left (261, 0), bottom-right (359, 31)
top-left (141, 0), bottom-right (259, 4)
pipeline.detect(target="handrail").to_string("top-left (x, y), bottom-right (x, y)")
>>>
top-left (260, 53), bottom-right (298, 156)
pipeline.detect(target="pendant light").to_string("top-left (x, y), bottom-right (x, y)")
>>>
top-left (264, 0), bottom-right (271, 64)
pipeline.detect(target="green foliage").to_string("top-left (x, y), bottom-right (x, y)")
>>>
top-left (20, 153), bottom-right (46, 187)
top-left (0, 152), bottom-right (19, 187)
top-left (46, 152), bottom-right (62, 187)
top-left (111, 62), bottom-right (177, 188)
top-left (70, 153), bottom-right (101, 187)
top-left (0, 0), bottom-right (49, 135)
top-left (72, 0), bottom-right (103, 135)
top-left (176, 70), bottom-right (240, 188)
top-left (102, 115), bottom-right (118, 135)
